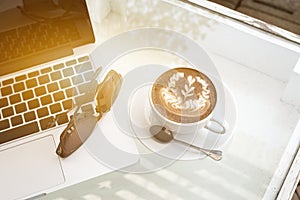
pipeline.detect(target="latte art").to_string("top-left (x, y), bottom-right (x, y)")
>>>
top-left (161, 72), bottom-right (211, 112)
top-left (151, 68), bottom-right (217, 123)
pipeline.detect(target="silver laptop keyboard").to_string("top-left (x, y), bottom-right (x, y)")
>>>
top-left (0, 55), bottom-right (98, 144)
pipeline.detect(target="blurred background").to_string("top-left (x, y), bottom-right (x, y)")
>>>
top-left (208, 0), bottom-right (300, 35)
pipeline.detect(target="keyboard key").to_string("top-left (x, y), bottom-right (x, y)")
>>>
top-left (22, 90), bottom-right (34, 100)
top-left (50, 103), bottom-right (62, 114)
top-left (62, 99), bottom-right (73, 110)
top-left (53, 63), bottom-right (64, 70)
top-left (2, 107), bottom-right (14, 118)
top-left (11, 115), bottom-right (23, 126)
top-left (59, 78), bottom-right (71, 89)
top-left (40, 95), bottom-right (52, 106)
top-left (0, 122), bottom-right (39, 144)
top-left (15, 103), bottom-right (27, 114)
top-left (84, 71), bottom-right (94, 81)
top-left (56, 112), bottom-right (69, 125)
top-left (47, 82), bottom-right (59, 93)
top-left (37, 107), bottom-right (49, 118)
top-left (41, 67), bottom-right (52, 74)
top-left (50, 71), bottom-right (62, 81)
top-left (28, 71), bottom-right (39, 78)
top-left (2, 78), bottom-right (13, 86)
top-left (78, 56), bottom-right (89, 63)
top-left (39, 116), bottom-right (56, 130)
top-left (34, 86), bottom-right (46, 96)
top-left (65, 87), bottom-right (77, 97)
top-left (0, 119), bottom-right (10, 130)
top-left (24, 111), bottom-right (36, 122)
top-left (26, 78), bottom-right (37, 89)
top-left (77, 83), bottom-right (87, 95)
top-left (66, 59), bottom-right (77, 66)
top-left (38, 74), bottom-right (50, 85)
top-left (53, 91), bottom-right (65, 102)
top-left (13, 82), bottom-right (25, 93)
top-left (15, 75), bottom-right (26, 82)
top-left (78, 80), bottom-right (98, 94)
top-left (81, 104), bottom-right (94, 112)
top-left (28, 99), bottom-right (40, 109)
top-left (9, 94), bottom-right (21, 105)
top-left (62, 68), bottom-right (74, 77)
top-left (1, 86), bottom-right (13, 96)
top-left (75, 62), bottom-right (92, 73)
top-left (75, 93), bottom-right (94, 105)
top-left (0, 98), bottom-right (8, 108)
top-left (71, 75), bottom-right (84, 85)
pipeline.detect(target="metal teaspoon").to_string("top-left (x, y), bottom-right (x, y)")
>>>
top-left (150, 125), bottom-right (223, 161)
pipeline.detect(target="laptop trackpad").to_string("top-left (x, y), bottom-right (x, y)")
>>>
top-left (0, 136), bottom-right (65, 200)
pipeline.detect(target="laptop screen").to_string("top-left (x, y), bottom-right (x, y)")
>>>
top-left (0, 0), bottom-right (95, 76)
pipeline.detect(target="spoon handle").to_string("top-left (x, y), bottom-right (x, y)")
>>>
top-left (174, 139), bottom-right (223, 161)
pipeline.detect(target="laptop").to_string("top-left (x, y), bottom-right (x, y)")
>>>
top-left (0, 0), bottom-right (138, 199)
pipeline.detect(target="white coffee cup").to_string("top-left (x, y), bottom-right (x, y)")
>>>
top-left (149, 68), bottom-right (227, 135)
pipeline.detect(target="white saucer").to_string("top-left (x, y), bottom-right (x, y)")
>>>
top-left (129, 79), bottom-right (237, 161)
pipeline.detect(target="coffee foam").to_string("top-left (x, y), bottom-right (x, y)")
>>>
top-left (151, 68), bottom-right (217, 123)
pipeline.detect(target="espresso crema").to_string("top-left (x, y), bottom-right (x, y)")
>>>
top-left (151, 68), bottom-right (217, 123)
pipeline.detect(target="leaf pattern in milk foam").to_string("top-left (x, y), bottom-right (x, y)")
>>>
top-left (161, 72), bottom-right (210, 112)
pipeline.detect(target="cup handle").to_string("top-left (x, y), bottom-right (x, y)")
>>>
top-left (204, 118), bottom-right (226, 134)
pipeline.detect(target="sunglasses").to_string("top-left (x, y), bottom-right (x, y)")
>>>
top-left (56, 69), bottom-right (122, 158)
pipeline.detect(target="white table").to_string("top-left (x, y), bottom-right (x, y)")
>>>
top-left (41, 0), bottom-right (300, 199)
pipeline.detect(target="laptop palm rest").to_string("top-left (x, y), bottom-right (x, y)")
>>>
top-left (0, 136), bottom-right (65, 200)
